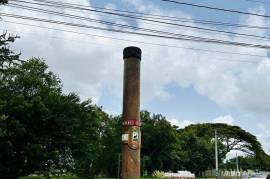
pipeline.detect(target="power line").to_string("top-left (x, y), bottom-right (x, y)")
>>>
top-left (2, 19), bottom-right (269, 59)
top-left (48, 9), bottom-right (264, 42)
top-left (4, 1), bottom-right (270, 48)
top-left (245, 0), bottom-right (270, 5)
top-left (161, 0), bottom-right (270, 18)
top-left (10, 0), bottom-right (270, 32)
top-left (2, 20), bottom-right (270, 64)
top-left (31, 0), bottom-right (270, 29)
top-left (2, 12), bottom-right (270, 49)
top-left (7, 1), bottom-right (270, 43)
top-left (8, 2), bottom-right (270, 42)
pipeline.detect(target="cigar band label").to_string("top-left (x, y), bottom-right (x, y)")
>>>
top-left (122, 119), bottom-right (141, 126)
top-left (128, 126), bottom-right (140, 150)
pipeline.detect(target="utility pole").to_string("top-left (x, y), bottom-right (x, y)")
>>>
top-left (118, 154), bottom-right (121, 179)
top-left (236, 152), bottom-right (239, 179)
top-left (215, 130), bottom-right (219, 179)
top-left (121, 46), bottom-right (142, 179)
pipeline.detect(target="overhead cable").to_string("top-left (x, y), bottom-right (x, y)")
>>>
top-left (2, 13), bottom-right (270, 49)
top-left (10, 0), bottom-right (270, 31)
top-left (2, 19), bottom-right (269, 59)
top-left (8, 3), bottom-right (270, 42)
top-left (162, 0), bottom-right (270, 18)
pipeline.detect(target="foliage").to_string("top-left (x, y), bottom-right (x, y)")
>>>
top-left (141, 111), bottom-right (182, 173)
top-left (0, 0), bottom-right (8, 4)
top-left (0, 33), bottom-right (107, 178)
top-left (181, 123), bottom-right (270, 170)
top-left (19, 175), bottom-right (80, 179)
top-left (140, 112), bottom-right (226, 175)
top-left (224, 156), bottom-right (269, 171)
top-left (95, 115), bottom-right (121, 177)
top-left (152, 170), bottom-right (165, 178)
top-left (178, 130), bottom-right (226, 175)
top-left (182, 123), bottom-right (263, 155)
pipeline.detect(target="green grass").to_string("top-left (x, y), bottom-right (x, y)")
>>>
top-left (93, 178), bottom-right (156, 179)
top-left (21, 176), bottom-right (156, 179)
top-left (20, 175), bottom-right (80, 179)
top-left (20, 177), bottom-right (47, 179)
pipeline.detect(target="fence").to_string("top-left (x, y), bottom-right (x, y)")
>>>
top-left (202, 170), bottom-right (270, 179)
top-left (164, 171), bottom-right (195, 179)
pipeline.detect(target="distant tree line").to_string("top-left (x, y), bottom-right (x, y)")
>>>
top-left (0, 33), bottom-right (269, 178)
top-left (0, 0), bottom-right (8, 5)
top-left (223, 156), bottom-right (265, 171)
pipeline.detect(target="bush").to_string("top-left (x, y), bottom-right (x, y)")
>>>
top-left (152, 170), bottom-right (166, 178)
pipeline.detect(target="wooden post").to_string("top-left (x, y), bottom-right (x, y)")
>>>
top-left (215, 130), bottom-right (219, 179)
top-left (121, 46), bottom-right (142, 179)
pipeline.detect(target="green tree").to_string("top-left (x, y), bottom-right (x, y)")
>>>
top-left (224, 156), bottom-right (267, 171)
top-left (181, 123), bottom-right (270, 170)
top-left (95, 115), bottom-right (121, 177)
top-left (0, 33), bottom-right (27, 178)
top-left (140, 111), bottom-right (183, 173)
top-left (0, 56), bottom-right (64, 178)
top-left (178, 130), bottom-right (226, 175)
top-left (0, 0), bottom-right (8, 4)
top-left (0, 33), bottom-right (106, 178)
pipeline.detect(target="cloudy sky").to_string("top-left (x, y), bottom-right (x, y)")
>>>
top-left (1, 0), bottom-right (270, 154)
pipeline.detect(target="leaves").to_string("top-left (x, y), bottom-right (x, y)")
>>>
top-left (0, 0), bottom-right (8, 4)
top-left (0, 34), bottom-right (106, 178)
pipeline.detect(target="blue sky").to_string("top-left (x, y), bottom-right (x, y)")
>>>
top-left (92, 0), bottom-right (269, 23)
top-left (96, 0), bottom-right (270, 153)
top-left (1, 0), bottom-right (270, 154)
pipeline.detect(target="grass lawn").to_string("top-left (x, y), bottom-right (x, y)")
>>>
top-left (21, 176), bottom-right (156, 179)
top-left (20, 175), bottom-right (80, 179)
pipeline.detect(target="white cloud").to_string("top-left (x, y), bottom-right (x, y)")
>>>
top-left (225, 150), bottom-right (245, 160)
top-left (1, 1), bottom-right (270, 151)
top-left (212, 115), bottom-right (235, 125)
top-left (257, 121), bottom-right (270, 154)
top-left (2, 0), bottom-right (270, 111)
top-left (168, 118), bottom-right (194, 129)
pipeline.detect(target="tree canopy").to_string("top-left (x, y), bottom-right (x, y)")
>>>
top-left (181, 123), bottom-right (270, 169)
top-left (0, 33), bottom-right (108, 178)
top-left (0, 0), bottom-right (8, 5)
